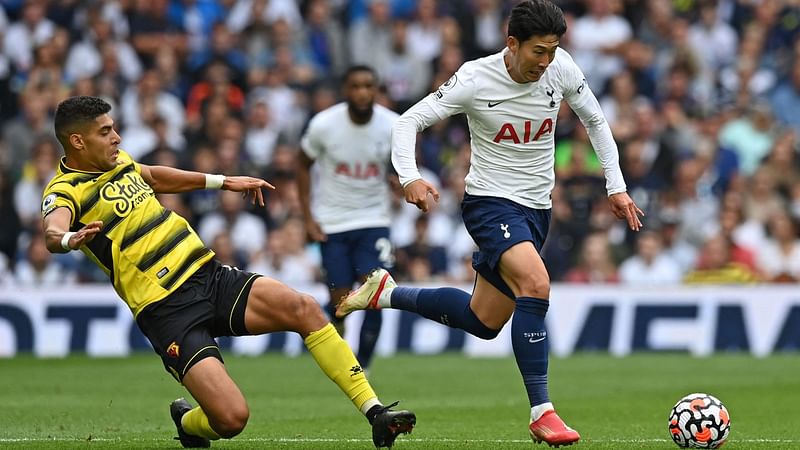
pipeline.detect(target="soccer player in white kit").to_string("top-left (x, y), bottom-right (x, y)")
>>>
top-left (337, 1), bottom-right (643, 446)
top-left (298, 65), bottom-right (399, 372)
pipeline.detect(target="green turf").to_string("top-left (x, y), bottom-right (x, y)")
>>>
top-left (0, 353), bottom-right (798, 449)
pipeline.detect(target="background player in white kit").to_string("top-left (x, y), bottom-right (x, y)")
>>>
top-left (336, 0), bottom-right (643, 446)
top-left (298, 65), bottom-right (399, 373)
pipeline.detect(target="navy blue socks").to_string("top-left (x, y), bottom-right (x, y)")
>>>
top-left (390, 287), bottom-right (499, 340)
top-left (511, 296), bottom-right (550, 407)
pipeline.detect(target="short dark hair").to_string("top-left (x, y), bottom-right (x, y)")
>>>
top-left (342, 65), bottom-right (378, 84)
top-left (508, 0), bottom-right (567, 42)
top-left (54, 96), bottom-right (112, 150)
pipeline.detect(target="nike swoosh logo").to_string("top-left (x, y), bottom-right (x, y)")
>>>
top-left (487, 101), bottom-right (505, 108)
top-left (528, 337), bottom-right (546, 343)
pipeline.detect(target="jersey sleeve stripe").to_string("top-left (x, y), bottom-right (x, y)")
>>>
top-left (120, 208), bottom-right (172, 251)
top-left (136, 228), bottom-right (192, 272)
top-left (160, 247), bottom-right (212, 290)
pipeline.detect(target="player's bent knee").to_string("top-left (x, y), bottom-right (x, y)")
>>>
top-left (518, 273), bottom-right (550, 299)
top-left (289, 293), bottom-right (327, 333)
top-left (213, 406), bottom-right (249, 438)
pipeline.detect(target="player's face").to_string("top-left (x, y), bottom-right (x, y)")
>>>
top-left (78, 114), bottom-right (122, 171)
top-left (344, 70), bottom-right (377, 118)
top-left (506, 34), bottom-right (559, 83)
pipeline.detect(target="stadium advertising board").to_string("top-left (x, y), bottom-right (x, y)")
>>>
top-left (1, 284), bottom-right (798, 357)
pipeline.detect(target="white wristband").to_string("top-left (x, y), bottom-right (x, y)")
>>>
top-left (205, 174), bottom-right (225, 189)
top-left (61, 232), bottom-right (76, 251)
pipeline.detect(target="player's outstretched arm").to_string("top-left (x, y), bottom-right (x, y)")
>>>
top-left (140, 165), bottom-right (275, 205)
top-left (608, 192), bottom-right (644, 231)
top-left (42, 207), bottom-right (103, 253)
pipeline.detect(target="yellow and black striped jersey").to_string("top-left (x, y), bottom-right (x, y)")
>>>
top-left (41, 150), bottom-right (214, 317)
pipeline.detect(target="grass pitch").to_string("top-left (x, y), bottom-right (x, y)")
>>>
top-left (0, 353), bottom-right (798, 449)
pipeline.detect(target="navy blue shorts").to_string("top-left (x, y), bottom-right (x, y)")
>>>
top-left (320, 227), bottom-right (393, 290)
top-left (461, 193), bottom-right (551, 300)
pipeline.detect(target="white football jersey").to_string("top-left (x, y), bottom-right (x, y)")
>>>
top-left (392, 47), bottom-right (627, 209)
top-left (301, 103), bottom-right (399, 233)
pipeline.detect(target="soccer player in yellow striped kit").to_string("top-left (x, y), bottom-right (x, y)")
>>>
top-left (41, 96), bottom-right (415, 448)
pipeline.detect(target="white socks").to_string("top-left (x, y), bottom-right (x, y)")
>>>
top-left (377, 286), bottom-right (394, 308)
top-left (531, 402), bottom-right (554, 422)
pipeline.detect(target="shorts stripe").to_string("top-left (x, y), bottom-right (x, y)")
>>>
top-left (229, 274), bottom-right (259, 336)
top-left (181, 345), bottom-right (219, 376)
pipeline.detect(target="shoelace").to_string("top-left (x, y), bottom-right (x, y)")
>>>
top-left (375, 400), bottom-right (400, 414)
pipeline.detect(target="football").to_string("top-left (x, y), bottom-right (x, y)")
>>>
top-left (668, 393), bottom-right (731, 448)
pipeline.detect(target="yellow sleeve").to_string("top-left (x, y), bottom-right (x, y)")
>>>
top-left (41, 182), bottom-right (78, 222)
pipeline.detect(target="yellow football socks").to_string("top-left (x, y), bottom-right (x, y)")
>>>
top-left (182, 406), bottom-right (221, 440)
top-left (305, 323), bottom-right (378, 413)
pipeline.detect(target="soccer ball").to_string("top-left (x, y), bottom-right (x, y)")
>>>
top-left (668, 393), bottom-right (731, 448)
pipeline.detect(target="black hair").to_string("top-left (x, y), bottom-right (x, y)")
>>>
top-left (508, 0), bottom-right (567, 42)
top-left (54, 96), bottom-right (112, 150)
top-left (342, 65), bottom-right (378, 85)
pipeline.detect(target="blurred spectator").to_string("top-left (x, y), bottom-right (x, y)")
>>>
top-left (619, 138), bottom-right (666, 218)
top-left (620, 39), bottom-right (657, 99)
top-left (563, 232), bottom-right (620, 283)
top-left (454, 0), bottom-right (504, 59)
top-left (120, 69), bottom-right (186, 147)
top-left (349, 0), bottom-right (393, 66)
top-left (153, 46), bottom-right (190, 101)
top-left (0, 170), bottom-right (21, 263)
top-left (244, 98), bottom-right (281, 169)
top-left (128, 0), bottom-right (188, 66)
top-left (303, 0), bottom-right (348, 77)
top-left (64, 10), bottom-right (142, 84)
top-left (687, 0), bottom-right (738, 76)
top-left (226, 0), bottom-right (302, 34)
top-left (555, 125), bottom-right (602, 179)
top-left (168, 0), bottom-right (226, 56)
top-left (185, 60), bottom-right (246, 127)
top-left (742, 166), bottom-right (786, 225)
top-left (246, 66), bottom-right (307, 143)
top-left (13, 136), bottom-right (58, 230)
top-left (684, 235), bottom-right (759, 284)
top-left (756, 211), bottom-right (800, 282)
top-left (718, 24), bottom-right (776, 104)
top-left (656, 208), bottom-right (697, 274)
top-left (618, 230), bottom-right (682, 284)
top-left (395, 215), bottom-right (448, 280)
top-left (405, 0), bottom-right (445, 63)
top-left (187, 23), bottom-right (248, 83)
top-left (568, 0), bottom-right (632, 92)
top-left (19, 34), bottom-right (70, 109)
top-left (759, 130), bottom-right (800, 197)
top-left (14, 233), bottom-right (76, 287)
top-left (3, 0), bottom-right (55, 72)
top-left (247, 218), bottom-right (319, 285)
top-left (671, 158), bottom-right (720, 247)
top-left (2, 93), bottom-right (54, 179)
top-left (542, 183), bottom-right (581, 281)
top-left (210, 231), bottom-right (249, 269)
top-left (375, 19), bottom-right (431, 110)
top-left (198, 189), bottom-right (267, 259)
top-left (599, 70), bottom-right (643, 142)
top-left (770, 59), bottom-right (800, 137)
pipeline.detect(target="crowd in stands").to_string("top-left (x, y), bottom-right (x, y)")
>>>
top-left (2, 0), bottom-right (800, 288)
